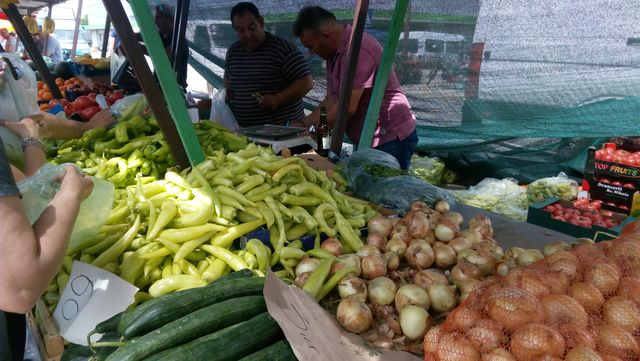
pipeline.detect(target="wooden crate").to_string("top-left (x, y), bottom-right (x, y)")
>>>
top-left (26, 300), bottom-right (64, 361)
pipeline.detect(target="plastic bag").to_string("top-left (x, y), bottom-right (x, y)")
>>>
top-left (110, 93), bottom-right (147, 122)
top-left (409, 155), bottom-right (446, 184)
top-left (526, 172), bottom-right (579, 204)
top-left (0, 53), bottom-right (38, 122)
top-left (454, 178), bottom-right (528, 220)
top-left (337, 148), bottom-right (455, 214)
top-left (18, 164), bottom-right (115, 251)
top-left (110, 50), bottom-right (126, 83)
top-left (209, 89), bottom-right (239, 131)
top-left (0, 127), bottom-right (24, 169)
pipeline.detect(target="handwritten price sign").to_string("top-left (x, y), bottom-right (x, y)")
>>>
top-left (264, 271), bottom-right (421, 361)
top-left (53, 261), bottom-right (138, 345)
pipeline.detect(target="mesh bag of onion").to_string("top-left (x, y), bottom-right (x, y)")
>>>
top-left (423, 221), bottom-right (640, 361)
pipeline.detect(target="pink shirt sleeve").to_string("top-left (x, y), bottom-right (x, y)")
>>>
top-left (351, 47), bottom-right (379, 89)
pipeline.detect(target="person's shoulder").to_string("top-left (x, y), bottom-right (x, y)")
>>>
top-left (267, 33), bottom-right (299, 52)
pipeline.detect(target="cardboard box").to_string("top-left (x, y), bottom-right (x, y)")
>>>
top-left (526, 197), bottom-right (635, 241)
top-left (585, 172), bottom-right (640, 216)
top-left (585, 147), bottom-right (640, 181)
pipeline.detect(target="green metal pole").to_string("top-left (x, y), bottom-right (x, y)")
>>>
top-left (358, 0), bottom-right (410, 149)
top-left (128, 0), bottom-right (204, 166)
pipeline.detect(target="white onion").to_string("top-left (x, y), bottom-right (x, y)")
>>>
top-left (368, 276), bottom-right (397, 306)
top-left (450, 262), bottom-right (482, 286)
top-left (449, 236), bottom-right (474, 253)
top-left (383, 251), bottom-right (400, 271)
top-left (332, 254), bottom-right (362, 277)
top-left (433, 242), bottom-right (457, 268)
top-left (356, 244), bottom-right (381, 259)
top-left (367, 215), bottom-right (393, 238)
top-left (405, 240), bottom-right (435, 269)
top-left (295, 256), bottom-right (321, 276)
top-left (516, 249), bottom-right (544, 266)
top-left (336, 296), bottom-right (373, 333)
top-left (458, 229), bottom-right (483, 245)
top-left (399, 305), bottom-right (431, 340)
top-left (338, 276), bottom-right (367, 300)
top-left (442, 211), bottom-right (463, 227)
top-left (395, 284), bottom-right (430, 311)
top-left (385, 238), bottom-right (408, 256)
top-left (361, 254), bottom-right (387, 279)
top-left (414, 269), bottom-right (449, 289)
top-left (321, 237), bottom-right (344, 256)
top-left (427, 284), bottom-right (457, 313)
top-left (366, 232), bottom-right (387, 252)
top-left (434, 221), bottom-right (458, 242)
top-left (463, 249), bottom-right (496, 275)
top-left (542, 240), bottom-right (571, 257)
top-left (435, 200), bottom-right (451, 214)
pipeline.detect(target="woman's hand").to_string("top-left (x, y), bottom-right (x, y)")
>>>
top-left (86, 109), bottom-right (116, 130)
top-left (58, 165), bottom-right (94, 201)
top-left (0, 117), bottom-right (42, 139)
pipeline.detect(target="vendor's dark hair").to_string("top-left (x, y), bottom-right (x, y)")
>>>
top-left (230, 2), bottom-right (261, 24)
top-left (293, 6), bottom-right (337, 37)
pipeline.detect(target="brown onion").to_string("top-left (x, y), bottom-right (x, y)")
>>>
top-left (463, 249), bottom-right (496, 275)
top-left (505, 247), bottom-right (525, 261)
top-left (450, 236), bottom-right (474, 253)
top-left (402, 210), bottom-right (431, 239)
top-left (494, 261), bottom-right (511, 277)
top-left (475, 239), bottom-right (503, 258)
top-left (334, 254), bottom-right (362, 277)
top-left (389, 223), bottom-right (412, 245)
top-left (367, 215), bottom-right (393, 238)
top-left (356, 244), bottom-right (381, 259)
top-left (557, 322), bottom-right (597, 350)
top-left (468, 215), bottom-right (493, 239)
top-left (567, 282), bottom-right (605, 314)
top-left (423, 325), bottom-right (444, 354)
top-left (442, 211), bottom-right (463, 226)
top-left (385, 238), bottom-right (408, 256)
top-left (410, 200), bottom-right (429, 212)
top-left (383, 251), bottom-right (400, 271)
top-left (433, 242), bottom-right (457, 268)
top-left (594, 324), bottom-right (640, 359)
top-left (510, 323), bottom-right (565, 360)
top-left (502, 268), bottom-right (550, 298)
top-left (602, 296), bottom-right (640, 333)
top-left (541, 294), bottom-right (588, 328)
top-left (321, 237), bottom-right (344, 256)
top-left (450, 262), bottom-right (482, 286)
top-left (414, 269), bottom-right (449, 289)
top-left (435, 200), bottom-right (451, 213)
top-left (434, 220), bottom-right (459, 242)
top-left (481, 348), bottom-right (516, 361)
top-left (336, 296), bottom-right (373, 333)
top-left (564, 346), bottom-right (604, 361)
top-left (405, 240), bottom-right (435, 270)
top-left (457, 279), bottom-right (481, 302)
top-left (546, 250), bottom-right (580, 280)
top-left (606, 239), bottom-right (640, 269)
top-left (338, 276), bottom-right (367, 300)
top-left (486, 287), bottom-right (544, 332)
top-left (427, 284), bottom-right (457, 313)
top-left (542, 240), bottom-right (571, 257)
top-left (584, 262), bottom-right (621, 296)
top-left (295, 256), bottom-right (321, 276)
top-left (365, 233), bottom-right (386, 252)
top-left (435, 333), bottom-right (480, 361)
top-left (446, 306), bottom-right (482, 332)
top-left (395, 284), bottom-right (429, 311)
top-left (458, 229), bottom-right (483, 245)
top-left (541, 271), bottom-right (571, 295)
top-left (516, 249), bottom-right (544, 266)
top-left (467, 318), bottom-right (506, 353)
top-left (361, 254), bottom-right (387, 279)
top-left (368, 276), bottom-right (396, 306)
top-left (617, 277), bottom-right (640, 305)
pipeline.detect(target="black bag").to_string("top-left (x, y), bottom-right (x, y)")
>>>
top-left (113, 59), bottom-right (141, 93)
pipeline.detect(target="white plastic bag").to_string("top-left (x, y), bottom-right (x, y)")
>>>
top-left (0, 53), bottom-right (38, 121)
top-left (209, 89), bottom-right (239, 131)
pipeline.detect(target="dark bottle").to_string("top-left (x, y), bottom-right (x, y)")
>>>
top-left (316, 106), bottom-right (330, 157)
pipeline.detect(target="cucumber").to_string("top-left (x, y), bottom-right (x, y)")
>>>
top-left (106, 295), bottom-right (266, 361)
top-left (145, 312), bottom-right (283, 361)
top-left (238, 339), bottom-right (298, 361)
top-left (88, 311), bottom-right (123, 343)
top-left (118, 269), bottom-right (258, 338)
top-left (90, 331), bottom-right (120, 361)
top-left (61, 343), bottom-right (93, 361)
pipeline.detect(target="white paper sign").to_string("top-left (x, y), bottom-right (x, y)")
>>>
top-left (53, 261), bottom-right (138, 345)
top-left (264, 271), bottom-right (421, 361)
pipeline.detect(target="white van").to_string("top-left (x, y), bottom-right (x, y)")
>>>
top-left (467, 0), bottom-right (640, 109)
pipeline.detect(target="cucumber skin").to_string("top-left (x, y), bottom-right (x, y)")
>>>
top-left (144, 312), bottom-right (283, 361)
top-left (106, 295), bottom-right (267, 361)
top-left (119, 270), bottom-right (260, 338)
top-left (238, 339), bottom-right (298, 361)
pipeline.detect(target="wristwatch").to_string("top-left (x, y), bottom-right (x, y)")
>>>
top-left (22, 137), bottom-right (44, 152)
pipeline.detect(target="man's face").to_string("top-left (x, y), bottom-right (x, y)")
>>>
top-left (299, 29), bottom-right (333, 60)
top-left (232, 12), bottom-right (266, 52)
top-left (0, 29), bottom-right (8, 38)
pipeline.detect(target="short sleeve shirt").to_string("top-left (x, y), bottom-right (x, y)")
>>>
top-left (326, 25), bottom-right (415, 146)
top-left (224, 32), bottom-right (310, 127)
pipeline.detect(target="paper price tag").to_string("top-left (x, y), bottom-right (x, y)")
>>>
top-left (53, 261), bottom-right (138, 345)
top-left (264, 271), bottom-right (421, 361)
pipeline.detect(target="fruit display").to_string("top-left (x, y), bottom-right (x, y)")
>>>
top-left (594, 146), bottom-right (640, 166)
top-left (74, 53), bottom-right (110, 70)
top-left (526, 173), bottom-right (579, 204)
top-left (542, 200), bottom-right (620, 229)
top-left (453, 178), bottom-right (528, 221)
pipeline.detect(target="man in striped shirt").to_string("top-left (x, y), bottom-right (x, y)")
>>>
top-left (224, 2), bottom-right (313, 128)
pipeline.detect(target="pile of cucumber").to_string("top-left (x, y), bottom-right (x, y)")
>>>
top-left (61, 270), bottom-right (297, 361)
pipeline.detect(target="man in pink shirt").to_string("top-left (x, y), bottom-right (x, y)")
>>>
top-left (293, 6), bottom-right (417, 169)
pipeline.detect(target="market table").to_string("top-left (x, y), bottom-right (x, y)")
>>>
top-left (453, 202), bottom-right (576, 249)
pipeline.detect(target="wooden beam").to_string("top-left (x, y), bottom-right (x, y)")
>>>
top-left (69, 0), bottom-right (83, 59)
top-left (358, 0), bottom-right (410, 149)
top-left (102, 0), bottom-right (192, 168)
top-left (328, 0), bottom-right (370, 161)
top-left (100, 15), bottom-right (110, 58)
top-left (3, 4), bottom-right (62, 99)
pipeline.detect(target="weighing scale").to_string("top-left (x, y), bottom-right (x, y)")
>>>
top-left (239, 125), bottom-right (318, 154)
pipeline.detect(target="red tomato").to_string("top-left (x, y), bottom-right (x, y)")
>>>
top-left (600, 210), bottom-right (614, 217)
top-left (543, 205), bottom-right (555, 212)
top-left (551, 215), bottom-right (566, 222)
top-left (600, 178), bottom-right (611, 184)
top-left (73, 95), bottom-right (98, 112)
top-left (59, 98), bottom-right (70, 106)
top-left (81, 106), bottom-right (100, 121)
top-left (574, 216), bottom-right (593, 228)
top-left (603, 154), bottom-right (615, 162)
top-left (611, 181), bottom-right (623, 187)
top-left (88, 93), bottom-right (98, 101)
top-left (618, 204), bottom-right (630, 211)
top-left (595, 149), bottom-right (605, 160)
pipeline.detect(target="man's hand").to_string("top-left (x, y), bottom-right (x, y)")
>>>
top-left (256, 93), bottom-right (280, 112)
top-left (86, 109), bottom-right (116, 130)
top-left (59, 165), bottom-right (94, 201)
top-left (1, 117), bottom-right (41, 139)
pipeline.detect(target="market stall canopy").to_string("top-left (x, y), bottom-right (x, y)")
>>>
top-left (1, 0), bottom-right (67, 15)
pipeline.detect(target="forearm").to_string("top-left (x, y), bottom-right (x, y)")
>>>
top-left (22, 144), bottom-right (47, 177)
top-left (31, 112), bottom-right (89, 140)
top-left (275, 75), bottom-right (313, 108)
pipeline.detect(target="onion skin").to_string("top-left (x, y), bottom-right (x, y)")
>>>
top-left (486, 287), bottom-right (544, 332)
top-left (594, 324), bottom-right (640, 360)
top-left (567, 282), bottom-right (605, 314)
top-left (410, 200), bottom-right (429, 212)
top-left (395, 284), bottom-right (429, 311)
top-left (423, 325), bottom-right (444, 354)
top-left (367, 215), bottom-right (393, 238)
top-left (356, 244), bottom-right (381, 258)
top-left (542, 240), bottom-right (571, 257)
top-left (468, 215), bottom-right (493, 239)
top-left (368, 276), bottom-right (396, 306)
top-left (564, 346), bottom-right (604, 361)
top-left (584, 262), bottom-right (621, 296)
top-left (433, 242), bottom-right (457, 268)
top-left (545, 250), bottom-right (580, 280)
top-left (434, 220), bottom-right (459, 242)
top-left (446, 306), bottom-right (482, 332)
top-left (385, 238), bottom-right (408, 257)
top-left (450, 262), bottom-right (482, 286)
top-left (541, 271), bottom-right (571, 295)
top-left (435, 200), bottom-right (451, 213)
top-left (458, 229), bottom-right (483, 245)
top-left (466, 319), bottom-right (506, 353)
top-left (510, 323), bottom-right (565, 361)
top-left (405, 240), bottom-right (435, 270)
top-left (402, 210), bottom-right (431, 239)
top-left (389, 223), bottom-right (412, 246)
top-left (361, 254), bottom-right (387, 280)
top-left (427, 284), bottom-right (457, 313)
top-left (450, 236), bottom-right (474, 253)
top-left (541, 294), bottom-right (588, 328)
top-left (481, 348), bottom-right (516, 361)
top-left (383, 251), bottom-right (400, 271)
top-left (602, 296), bottom-right (640, 333)
top-left (435, 333), bottom-right (481, 361)
top-left (336, 296), bottom-right (373, 333)
top-left (617, 277), bottom-right (640, 305)
top-left (463, 250), bottom-right (496, 276)
top-left (414, 269), bottom-right (449, 289)
top-left (442, 211), bottom-right (463, 226)
top-left (502, 268), bottom-right (550, 298)
top-left (366, 233), bottom-right (387, 252)
top-left (295, 257), bottom-right (321, 276)
top-left (321, 237), bottom-right (344, 256)
top-left (557, 322), bottom-right (597, 350)
top-left (338, 276), bottom-right (367, 300)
